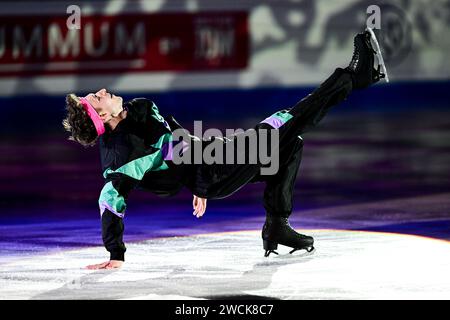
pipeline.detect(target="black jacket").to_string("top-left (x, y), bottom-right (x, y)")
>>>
top-left (98, 98), bottom-right (194, 261)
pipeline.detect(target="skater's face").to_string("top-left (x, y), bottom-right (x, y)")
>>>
top-left (84, 88), bottom-right (123, 123)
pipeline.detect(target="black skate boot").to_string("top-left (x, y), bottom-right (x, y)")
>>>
top-left (262, 215), bottom-right (314, 257)
top-left (346, 27), bottom-right (389, 89)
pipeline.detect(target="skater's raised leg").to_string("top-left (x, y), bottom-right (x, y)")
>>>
top-left (256, 29), bottom-right (388, 256)
top-left (259, 28), bottom-right (388, 149)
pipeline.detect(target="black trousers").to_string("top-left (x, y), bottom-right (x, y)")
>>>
top-left (186, 68), bottom-right (353, 217)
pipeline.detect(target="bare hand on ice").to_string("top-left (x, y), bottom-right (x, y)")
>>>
top-left (85, 260), bottom-right (123, 270)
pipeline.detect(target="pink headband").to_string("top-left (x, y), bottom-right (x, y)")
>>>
top-left (79, 96), bottom-right (105, 136)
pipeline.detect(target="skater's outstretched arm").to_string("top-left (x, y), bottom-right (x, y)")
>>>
top-left (85, 209), bottom-right (124, 269)
top-left (89, 146), bottom-right (166, 268)
top-left (84, 174), bottom-right (137, 269)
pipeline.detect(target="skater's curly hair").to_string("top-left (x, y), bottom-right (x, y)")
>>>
top-left (62, 93), bottom-right (100, 147)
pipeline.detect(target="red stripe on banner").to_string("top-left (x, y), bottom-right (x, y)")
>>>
top-left (0, 12), bottom-right (249, 76)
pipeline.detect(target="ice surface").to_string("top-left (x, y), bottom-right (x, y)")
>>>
top-left (0, 229), bottom-right (449, 300)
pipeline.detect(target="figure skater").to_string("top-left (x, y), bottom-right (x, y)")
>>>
top-left (63, 28), bottom-right (388, 269)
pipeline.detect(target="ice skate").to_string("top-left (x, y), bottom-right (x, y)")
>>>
top-left (346, 27), bottom-right (389, 89)
top-left (262, 216), bottom-right (314, 257)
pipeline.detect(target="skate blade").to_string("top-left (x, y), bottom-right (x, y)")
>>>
top-left (289, 246), bottom-right (315, 255)
top-left (264, 250), bottom-right (279, 257)
top-left (276, 247), bottom-right (316, 259)
top-left (365, 27), bottom-right (389, 83)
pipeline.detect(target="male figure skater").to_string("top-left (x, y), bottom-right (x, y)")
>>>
top-left (63, 29), bottom-right (388, 269)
